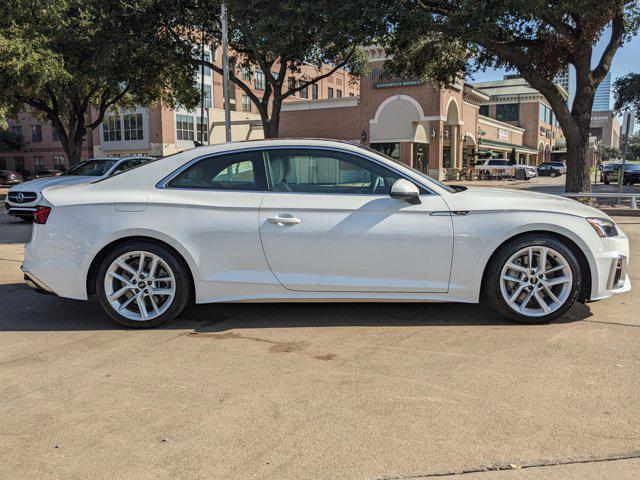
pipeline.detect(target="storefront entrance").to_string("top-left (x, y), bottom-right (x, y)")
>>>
top-left (412, 143), bottom-right (429, 172)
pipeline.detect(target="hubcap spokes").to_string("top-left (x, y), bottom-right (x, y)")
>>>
top-left (500, 246), bottom-right (572, 317)
top-left (104, 251), bottom-right (176, 321)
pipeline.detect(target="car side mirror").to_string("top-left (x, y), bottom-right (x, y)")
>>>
top-left (390, 179), bottom-right (421, 204)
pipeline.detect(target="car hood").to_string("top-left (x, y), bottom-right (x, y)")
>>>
top-left (9, 175), bottom-right (97, 192)
top-left (444, 187), bottom-right (609, 219)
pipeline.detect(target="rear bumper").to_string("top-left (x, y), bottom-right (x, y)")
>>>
top-left (21, 268), bottom-right (56, 295)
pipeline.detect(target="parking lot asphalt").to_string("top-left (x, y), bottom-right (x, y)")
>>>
top-left (0, 206), bottom-right (639, 480)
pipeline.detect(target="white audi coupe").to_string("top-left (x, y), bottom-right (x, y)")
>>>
top-left (21, 139), bottom-right (630, 327)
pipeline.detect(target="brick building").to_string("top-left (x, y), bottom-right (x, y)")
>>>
top-left (0, 47), bottom-right (357, 173)
top-left (280, 47), bottom-right (542, 179)
top-left (472, 77), bottom-right (567, 164)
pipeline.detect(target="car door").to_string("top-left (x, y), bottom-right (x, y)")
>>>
top-left (258, 148), bottom-right (454, 293)
top-left (158, 150), bottom-right (272, 286)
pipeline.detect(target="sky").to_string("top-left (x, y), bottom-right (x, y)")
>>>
top-left (468, 29), bottom-right (640, 131)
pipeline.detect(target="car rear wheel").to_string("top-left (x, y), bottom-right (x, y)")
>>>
top-left (96, 241), bottom-right (191, 328)
top-left (485, 235), bottom-right (582, 324)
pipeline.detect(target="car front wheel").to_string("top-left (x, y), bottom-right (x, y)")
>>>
top-left (96, 241), bottom-right (191, 328)
top-left (485, 235), bottom-right (582, 324)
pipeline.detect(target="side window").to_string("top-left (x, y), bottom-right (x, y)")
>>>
top-left (264, 149), bottom-right (402, 195)
top-left (168, 151), bottom-right (264, 191)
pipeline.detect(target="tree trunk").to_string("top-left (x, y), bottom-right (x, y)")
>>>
top-left (262, 98), bottom-right (282, 139)
top-left (564, 127), bottom-right (592, 193)
top-left (63, 129), bottom-right (86, 166)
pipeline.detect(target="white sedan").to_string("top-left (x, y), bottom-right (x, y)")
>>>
top-left (22, 139), bottom-right (630, 327)
top-left (5, 156), bottom-right (155, 220)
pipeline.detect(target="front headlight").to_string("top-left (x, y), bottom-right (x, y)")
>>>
top-left (587, 217), bottom-right (619, 237)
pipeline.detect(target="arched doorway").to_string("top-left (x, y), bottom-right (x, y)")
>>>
top-left (443, 98), bottom-right (462, 169)
top-left (462, 132), bottom-right (476, 168)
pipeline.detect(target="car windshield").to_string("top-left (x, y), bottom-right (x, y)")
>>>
top-left (357, 145), bottom-right (456, 192)
top-left (65, 159), bottom-right (119, 176)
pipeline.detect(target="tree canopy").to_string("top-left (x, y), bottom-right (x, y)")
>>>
top-left (614, 72), bottom-right (640, 114)
top-left (0, 0), bottom-right (200, 164)
top-left (153, 0), bottom-right (385, 137)
top-left (380, 0), bottom-right (640, 192)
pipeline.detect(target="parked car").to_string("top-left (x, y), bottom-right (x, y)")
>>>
top-left (0, 169), bottom-right (23, 185)
top-left (22, 140), bottom-right (630, 328)
top-left (5, 156), bottom-right (155, 221)
top-left (537, 164), bottom-right (563, 177)
top-left (601, 163), bottom-right (640, 185)
top-left (33, 169), bottom-right (64, 179)
top-left (538, 161), bottom-right (566, 175)
top-left (476, 159), bottom-right (537, 179)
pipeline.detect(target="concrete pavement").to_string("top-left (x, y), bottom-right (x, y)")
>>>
top-left (0, 208), bottom-right (639, 479)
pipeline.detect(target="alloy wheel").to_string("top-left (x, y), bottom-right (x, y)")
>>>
top-left (499, 246), bottom-right (573, 317)
top-left (103, 251), bottom-right (176, 322)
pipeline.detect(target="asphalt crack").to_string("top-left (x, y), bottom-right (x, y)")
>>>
top-left (375, 450), bottom-right (640, 479)
top-left (585, 319), bottom-right (640, 328)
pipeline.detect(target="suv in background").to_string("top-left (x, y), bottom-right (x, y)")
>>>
top-left (601, 163), bottom-right (640, 185)
top-left (5, 156), bottom-right (155, 221)
top-left (475, 159), bottom-right (537, 179)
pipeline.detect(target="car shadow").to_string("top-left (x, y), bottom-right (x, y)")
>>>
top-left (0, 282), bottom-right (593, 332)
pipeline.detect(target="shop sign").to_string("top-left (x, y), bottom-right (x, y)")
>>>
top-left (498, 129), bottom-right (509, 141)
top-left (371, 67), bottom-right (423, 89)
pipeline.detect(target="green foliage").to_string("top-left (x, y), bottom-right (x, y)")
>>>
top-left (0, 0), bottom-right (200, 161)
top-left (154, 0), bottom-right (386, 136)
top-left (597, 144), bottom-right (621, 162)
top-left (614, 72), bottom-right (640, 113)
top-left (626, 133), bottom-right (640, 160)
top-left (0, 127), bottom-right (24, 151)
top-left (380, 0), bottom-right (640, 192)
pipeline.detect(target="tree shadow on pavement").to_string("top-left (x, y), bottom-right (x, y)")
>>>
top-left (0, 282), bottom-right (593, 332)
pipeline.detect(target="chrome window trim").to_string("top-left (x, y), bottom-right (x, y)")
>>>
top-left (155, 145), bottom-right (438, 196)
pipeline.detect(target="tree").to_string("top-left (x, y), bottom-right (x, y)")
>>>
top-left (0, 0), bottom-right (199, 164)
top-left (597, 144), bottom-right (621, 162)
top-left (154, 0), bottom-right (382, 138)
top-left (614, 72), bottom-right (640, 113)
top-left (380, 0), bottom-right (640, 192)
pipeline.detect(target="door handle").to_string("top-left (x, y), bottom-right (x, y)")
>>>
top-left (267, 216), bottom-right (302, 226)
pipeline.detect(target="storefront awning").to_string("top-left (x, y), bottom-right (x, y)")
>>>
top-left (479, 139), bottom-right (539, 155)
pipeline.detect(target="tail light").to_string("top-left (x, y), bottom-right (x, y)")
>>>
top-left (33, 205), bottom-right (52, 224)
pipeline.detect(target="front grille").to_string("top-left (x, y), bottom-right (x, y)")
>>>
top-left (8, 191), bottom-right (37, 203)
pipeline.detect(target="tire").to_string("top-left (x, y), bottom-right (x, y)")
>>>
top-left (96, 240), bottom-right (192, 328)
top-left (550, 172), bottom-right (557, 178)
top-left (485, 234), bottom-right (582, 324)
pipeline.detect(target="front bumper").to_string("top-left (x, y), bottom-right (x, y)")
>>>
top-left (589, 233), bottom-right (632, 301)
top-left (5, 202), bottom-right (37, 217)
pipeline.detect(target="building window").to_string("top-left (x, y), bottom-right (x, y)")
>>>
top-left (33, 156), bottom-right (44, 172)
top-left (102, 114), bottom-right (121, 142)
top-left (53, 155), bottom-right (65, 170)
top-left (31, 125), bottom-right (42, 143)
top-left (196, 115), bottom-right (208, 143)
top-left (201, 84), bottom-right (212, 108)
top-left (254, 69), bottom-right (265, 90)
top-left (0, 158), bottom-right (5, 169)
top-left (299, 86), bottom-right (308, 99)
top-left (202, 51), bottom-right (211, 76)
top-left (15, 157), bottom-right (25, 172)
top-left (51, 126), bottom-right (60, 142)
top-left (288, 77), bottom-right (296, 92)
top-left (176, 114), bottom-right (194, 141)
top-left (10, 125), bottom-right (22, 138)
top-left (328, 87), bottom-right (334, 98)
top-left (479, 105), bottom-right (489, 116)
top-left (336, 89), bottom-right (342, 98)
top-left (123, 113), bottom-right (144, 141)
top-left (496, 103), bottom-right (519, 122)
top-left (241, 95), bottom-right (251, 112)
top-left (242, 66), bottom-right (252, 81)
top-left (312, 84), bottom-right (319, 100)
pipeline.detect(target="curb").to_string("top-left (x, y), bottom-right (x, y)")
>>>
top-left (600, 208), bottom-right (640, 217)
